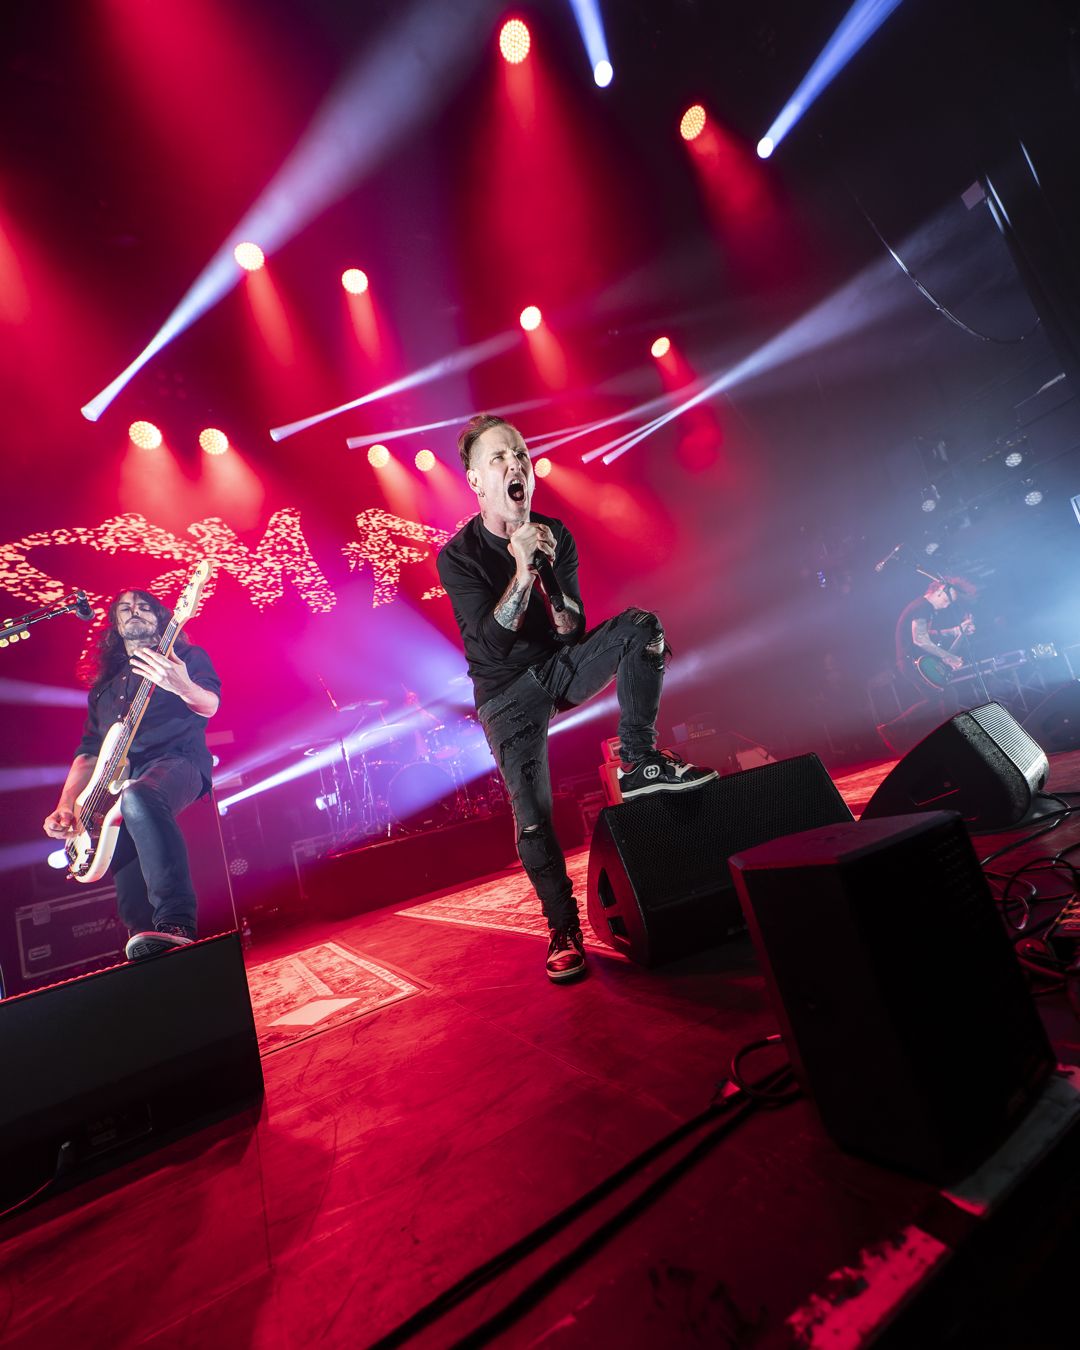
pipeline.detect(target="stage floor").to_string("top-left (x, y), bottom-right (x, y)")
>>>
top-left (4, 753), bottom-right (1080, 1349)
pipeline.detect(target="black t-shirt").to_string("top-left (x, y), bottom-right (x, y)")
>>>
top-left (436, 512), bottom-right (584, 708)
top-left (75, 642), bottom-right (221, 793)
top-left (895, 598), bottom-right (968, 669)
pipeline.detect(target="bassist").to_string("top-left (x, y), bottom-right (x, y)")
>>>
top-left (42, 589), bottom-right (220, 959)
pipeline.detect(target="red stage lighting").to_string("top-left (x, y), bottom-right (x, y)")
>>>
top-left (129, 420), bottom-right (162, 449)
top-left (650, 336), bottom-right (671, 359)
top-left (680, 105), bottom-right (706, 142)
top-left (342, 268), bottom-right (369, 295)
top-left (199, 428), bottom-right (229, 456)
top-left (368, 444), bottom-right (390, 468)
top-left (234, 242), bottom-right (265, 271)
top-left (519, 305), bottom-right (542, 332)
top-left (534, 456), bottom-right (552, 478)
top-left (499, 19), bottom-right (531, 64)
top-left (414, 449), bottom-right (435, 472)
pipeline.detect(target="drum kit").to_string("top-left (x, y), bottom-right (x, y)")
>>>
top-left (307, 688), bottom-right (505, 846)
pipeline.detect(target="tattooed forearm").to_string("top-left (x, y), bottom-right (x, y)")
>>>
top-left (552, 594), bottom-right (582, 637)
top-left (494, 575), bottom-right (534, 631)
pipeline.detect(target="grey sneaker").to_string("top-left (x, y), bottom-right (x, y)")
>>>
top-left (124, 925), bottom-right (195, 960)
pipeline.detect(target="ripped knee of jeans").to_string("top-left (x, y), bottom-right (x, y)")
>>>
top-left (624, 607), bottom-right (670, 667)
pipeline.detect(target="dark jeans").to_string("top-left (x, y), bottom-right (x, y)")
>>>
top-left (110, 756), bottom-right (204, 936)
top-left (477, 608), bottom-right (666, 930)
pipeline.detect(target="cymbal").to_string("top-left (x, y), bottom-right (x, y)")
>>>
top-left (448, 674), bottom-right (471, 687)
top-left (338, 698), bottom-right (389, 711)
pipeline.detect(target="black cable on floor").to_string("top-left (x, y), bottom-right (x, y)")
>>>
top-left (364, 1062), bottom-right (796, 1350)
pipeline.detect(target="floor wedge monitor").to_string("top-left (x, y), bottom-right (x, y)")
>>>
top-left (1022, 681), bottom-right (1080, 753)
top-left (586, 753), bottom-right (853, 967)
top-left (0, 932), bottom-right (263, 1216)
top-left (862, 702), bottom-right (1049, 830)
top-left (729, 811), bottom-right (1053, 1181)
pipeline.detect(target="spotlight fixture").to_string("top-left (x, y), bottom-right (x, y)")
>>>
top-left (650, 336), bottom-right (671, 359)
top-left (534, 457), bottom-right (552, 478)
top-left (414, 449), bottom-right (435, 472)
top-left (757, 136), bottom-right (775, 159)
top-left (921, 497), bottom-right (937, 513)
top-left (342, 268), bottom-right (369, 295)
top-left (1024, 488), bottom-right (1043, 506)
top-left (129, 420), bottom-right (162, 449)
top-left (233, 242), bottom-right (265, 272)
top-left (1005, 451), bottom-right (1023, 468)
top-left (593, 60), bottom-right (613, 88)
top-left (519, 305), bottom-right (542, 332)
top-left (368, 444), bottom-right (390, 468)
top-left (680, 105), bottom-right (706, 142)
top-left (925, 541), bottom-right (940, 555)
top-left (499, 18), bottom-right (531, 64)
top-left (199, 427), bottom-right (229, 455)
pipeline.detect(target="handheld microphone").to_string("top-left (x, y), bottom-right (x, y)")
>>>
top-left (874, 544), bottom-right (902, 573)
top-left (75, 591), bottom-right (94, 621)
top-left (533, 553), bottom-right (565, 612)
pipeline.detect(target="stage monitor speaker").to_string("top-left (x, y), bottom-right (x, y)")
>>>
top-left (729, 811), bottom-right (1053, 1181)
top-left (586, 753), bottom-right (853, 967)
top-left (0, 932), bottom-right (263, 1214)
top-left (862, 702), bottom-right (1049, 830)
top-left (1022, 681), bottom-right (1080, 752)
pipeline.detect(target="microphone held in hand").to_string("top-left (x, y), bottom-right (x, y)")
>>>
top-left (533, 553), bottom-right (566, 612)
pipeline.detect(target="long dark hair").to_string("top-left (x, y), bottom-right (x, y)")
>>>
top-left (91, 589), bottom-right (190, 695)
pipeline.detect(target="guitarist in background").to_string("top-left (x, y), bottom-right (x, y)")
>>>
top-left (879, 575), bottom-right (976, 753)
top-left (42, 590), bottom-right (221, 960)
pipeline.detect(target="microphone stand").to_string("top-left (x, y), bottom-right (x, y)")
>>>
top-left (0, 594), bottom-right (94, 649)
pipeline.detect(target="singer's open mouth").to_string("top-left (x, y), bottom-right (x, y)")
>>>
top-left (507, 481), bottom-right (525, 503)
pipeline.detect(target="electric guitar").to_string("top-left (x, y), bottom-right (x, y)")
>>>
top-left (911, 616), bottom-right (975, 690)
top-left (65, 560), bottom-right (212, 883)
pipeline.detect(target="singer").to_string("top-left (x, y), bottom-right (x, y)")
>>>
top-left (437, 414), bottom-right (716, 983)
top-left (43, 589), bottom-right (220, 959)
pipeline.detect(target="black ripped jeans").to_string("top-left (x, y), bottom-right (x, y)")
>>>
top-left (477, 608), bottom-right (665, 931)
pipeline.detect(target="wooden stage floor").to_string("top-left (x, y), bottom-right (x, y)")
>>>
top-left (4, 753), bottom-right (1080, 1349)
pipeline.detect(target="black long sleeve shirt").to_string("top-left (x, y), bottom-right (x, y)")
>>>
top-left (436, 512), bottom-right (584, 708)
top-left (75, 642), bottom-right (221, 794)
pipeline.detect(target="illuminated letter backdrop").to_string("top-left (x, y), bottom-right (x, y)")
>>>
top-left (0, 507), bottom-right (456, 678)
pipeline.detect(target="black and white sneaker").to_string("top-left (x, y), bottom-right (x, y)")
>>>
top-left (124, 925), bottom-right (195, 960)
top-left (617, 750), bottom-right (719, 800)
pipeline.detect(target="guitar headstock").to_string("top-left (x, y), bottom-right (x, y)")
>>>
top-left (172, 560), bottom-right (212, 628)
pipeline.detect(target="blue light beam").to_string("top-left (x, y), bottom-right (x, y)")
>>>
top-left (80, 0), bottom-right (497, 422)
top-left (758, 0), bottom-right (906, 157)
top-left (565, 0), bottom-right (613, 85)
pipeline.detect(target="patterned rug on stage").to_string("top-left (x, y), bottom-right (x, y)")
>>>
top-left (245, 940), bottom-right (426, 1054)
top-left (397, 847), bottom-right (607, 947)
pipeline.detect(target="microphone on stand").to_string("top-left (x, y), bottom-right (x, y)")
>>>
top-left (533, 553), bottom-right (565, 612)
top-left (74, 591), bottom-right (94, 621)
top-left (874, 544), bottom-right (902, 573)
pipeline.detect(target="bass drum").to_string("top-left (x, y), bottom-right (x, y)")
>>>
top-left (388, 761), bottom-right (458, 831)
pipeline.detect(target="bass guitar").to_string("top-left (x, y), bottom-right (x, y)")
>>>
top-left (65, 560), bottom-right (212, 883)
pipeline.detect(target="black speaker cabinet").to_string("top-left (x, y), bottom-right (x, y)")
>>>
top-left (586, 753), bottom-right (854, 966)
top-left (729, 811), bottom-right (1053, 1181)
top-left (1022, 681), bottom-right (1080, 752)
top-left (862, 702), bottom-right (1049, 830)
top-left (0, 932), bottom-right (263, 1214)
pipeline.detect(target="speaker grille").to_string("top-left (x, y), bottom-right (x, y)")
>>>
top-left (967, 702), bottom-right (1048, 784)
top-left (607, 754), bottom-right (853, 912)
